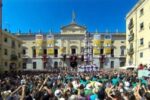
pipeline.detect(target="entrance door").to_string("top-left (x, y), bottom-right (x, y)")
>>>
top-left (71, 48), bottom-right (76, 54)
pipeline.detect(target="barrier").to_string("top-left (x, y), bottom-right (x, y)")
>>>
top-left (78, 64), bottom-right (99, 72)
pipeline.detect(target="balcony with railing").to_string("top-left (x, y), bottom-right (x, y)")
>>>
top-left (10, 54), bottom-right (18, 61)
top-left (128, 19), bottom-right (134, 30)
top-left (127, 48), bottom-right (134, 56)
top-left (128, 34), bottom-right (134, 42)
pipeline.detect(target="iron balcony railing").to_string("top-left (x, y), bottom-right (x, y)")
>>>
top-left (128, 34), bottom-right (134, 42)
top-left (10, 54), bottom-right (18, 61)
top-left (128, 19), bottom-right (134, 30)
top-left (127, 48), bottom-right (134, 55)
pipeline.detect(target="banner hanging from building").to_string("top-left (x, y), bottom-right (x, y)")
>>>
top-left (47, 48), bottom-right (54, 55)
top-left (36, 48), bottom-right (43, 56)
top-left (93, 34), bottom-right (101, 46)
top-left (104, 47), bottom-right (111, 54)
top-left (104, 34), bottom-right (112, 47)
top-left (35, 34), bottom-right (43, 47)
top-left (47, 35), bottom-right (54, 48)
top-left (93, 47), bottom-right (100, 55)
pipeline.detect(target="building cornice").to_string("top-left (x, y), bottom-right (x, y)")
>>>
top-left (126, 0), bottom-right (146, 19)
top-left (2, 31), bottom-right (23, 43)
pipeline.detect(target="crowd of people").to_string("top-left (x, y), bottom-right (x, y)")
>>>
top-left (0, 69), bottom-right (150, 100)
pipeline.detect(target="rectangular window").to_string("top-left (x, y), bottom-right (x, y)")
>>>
top-left (33, 62), bottom-right (36, 69)
top-left (23, 63), bottom-right (27, 69)
top-left (140, 22), bottom-right (144, 31)
top-left (43, 49), bottom-right (47, 55)
top-left (111, 61), bottom-right (114, 68)
top-left (121, 48), bottom-right (125, 56)
top-left (4, 38), bottom-right (7, 43)
top-left (111, 49), bottom-right (114, 57)
top-left (23, 49), bottom-right (26, 55)
top-left (100, 49), bottom-right (103, 55)
top-left (120, 62), bottom-right (125, 67)
top-left (140, 38), bottom-right (144, 45)
top-left (4, 49), bottom-right (8, 55)
top-left (54, 49), bottom-right (58, 57)
top-left (140, 52), bottom-right (143, 58)
top-left (140, 8), bottom-right (144, 16)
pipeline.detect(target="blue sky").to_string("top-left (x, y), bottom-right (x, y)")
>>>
top-left (2, 0), bottom-right (138, 33)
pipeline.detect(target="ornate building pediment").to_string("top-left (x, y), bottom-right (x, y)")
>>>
top-left (61, 23), bottom-right (86, 35)
top-left (61, 11), bottom-right (86, 35)
top-left (61, 23), bottom-right (86, 30)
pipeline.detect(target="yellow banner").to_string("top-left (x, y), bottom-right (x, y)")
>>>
top-left (36, 35), bottom-right (43, 46)
top-left (36, 40), bottom-right (43, 46)
top-left (93, 40), bottom-right (101, 46)
top-left (104, 40), bottom-right (112, 46)
top-left (36, 49), bottom-right (39, 55)
top-left (47, 48), bottom-right (54, 55)
top-left (93, 48), bottom-right (100, 55)
top-left (36, 49), bottom-right (43, 55)
top-left (104, 47), bottom-right (111, 54)
top-left (47, 39), bottom-right (54, 44)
